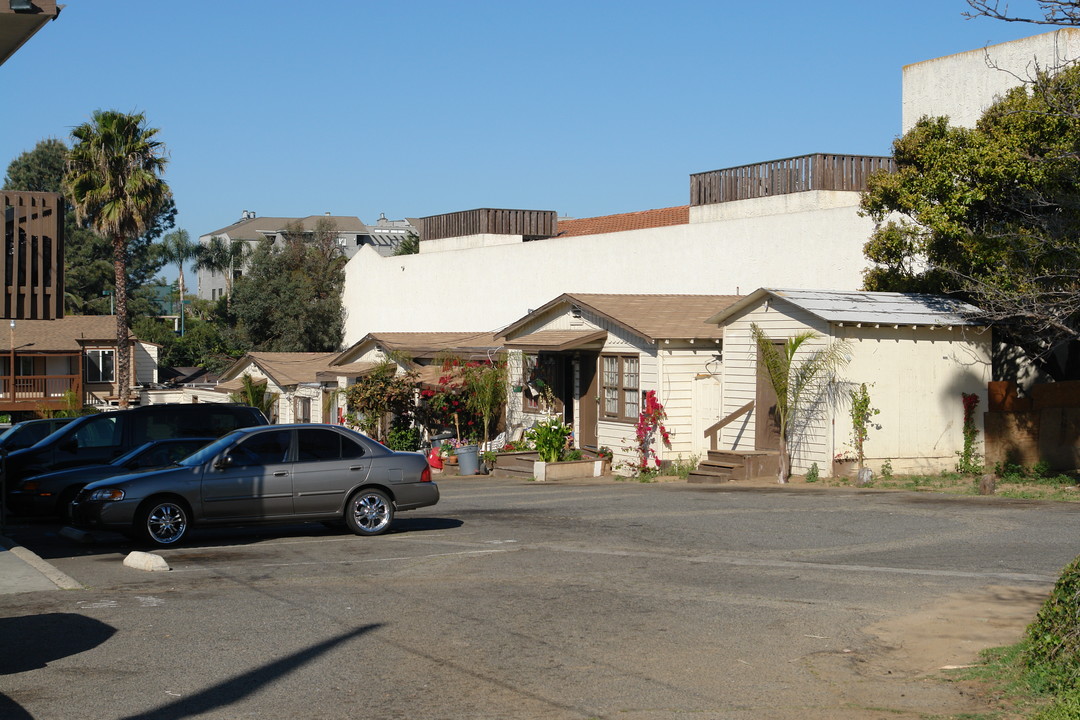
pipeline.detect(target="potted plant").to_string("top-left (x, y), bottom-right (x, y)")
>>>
top-left (597, 446), bottom-right (613, 473)
top-left (481, 449), bottom-right (498, 473)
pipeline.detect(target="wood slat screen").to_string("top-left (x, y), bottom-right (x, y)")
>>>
top-left (420, 208), bottom-right (557, 242)
top-left (689, 154), bottom-right (897, 207)
top-left (1, 191), bottom-right (64, 319)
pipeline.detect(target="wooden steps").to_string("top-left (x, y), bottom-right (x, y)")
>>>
top-left (687, 449), bottom-right (779, 483)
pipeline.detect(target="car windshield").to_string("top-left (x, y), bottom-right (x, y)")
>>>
top-left (177, 431), bottom-right (244, 467)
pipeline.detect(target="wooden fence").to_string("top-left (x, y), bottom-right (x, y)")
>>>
top-left (419, 208), bottom-right (557, 242)
top-left (689, 154), bottom-right (896, 206)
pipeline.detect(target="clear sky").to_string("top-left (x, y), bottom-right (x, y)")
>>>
top-left (0, 0), bottom-right (1050, 266)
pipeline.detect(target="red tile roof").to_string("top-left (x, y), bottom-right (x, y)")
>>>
top-left (557, 206), bottom-right (689, 237)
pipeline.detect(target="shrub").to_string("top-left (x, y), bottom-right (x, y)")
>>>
top-left (1025, 554), bottom-right (1080, 691)
top-left (806, 462), bottom-right (820, 483)
top-left (386, 425), bottom-right (421, 452)
top-left (880, 458), bottom-right (893, 478)
top-left (525, 417), bottom-right (572, 462)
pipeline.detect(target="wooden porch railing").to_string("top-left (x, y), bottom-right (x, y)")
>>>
top-left (703, 401), bottom-right (754, 451)
top-left (0, 374), bottom-right (80, 406)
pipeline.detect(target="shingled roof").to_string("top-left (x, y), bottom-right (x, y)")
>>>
top-left (557, 206), bottom-right (689, 238)
top-left (502, 294), bottom-right (742, 344)
top-left (1, 315), bottom-right (126, 352)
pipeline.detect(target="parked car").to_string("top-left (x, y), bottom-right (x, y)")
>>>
top-left (2, 403), bottom-right (268, 515)
top-left (71, 424), bottom-right (438, 547)
top-left (0, 417), bottom-right (77, 452)
top-left (10, 437), bottom-right (215, 519)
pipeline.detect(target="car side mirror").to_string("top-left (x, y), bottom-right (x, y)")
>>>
top-left (214, 454), bottom-right (234, 469)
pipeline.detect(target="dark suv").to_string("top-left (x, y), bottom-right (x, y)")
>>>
top-left (3, 403), bottom-right (268, 517)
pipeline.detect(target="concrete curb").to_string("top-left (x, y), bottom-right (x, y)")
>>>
top-left (0, 535), bottom-right (82, 591)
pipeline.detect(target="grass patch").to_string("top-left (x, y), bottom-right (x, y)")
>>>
top-left (820, 471), bottom-right (1080, 501)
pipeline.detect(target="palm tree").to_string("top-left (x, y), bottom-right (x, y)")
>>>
top-left (64, 110), bottom-right (170, 408)
top-left (229, 373), bottom-right (279, 421)
top-left (751, 323), bottom-right (849, 483)
top-left (194, 235), bottom-right (249, 310)
top-left (159, 229), bottom-right (199, 319)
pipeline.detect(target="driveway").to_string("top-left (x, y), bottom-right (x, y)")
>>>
top-left (0, 477), bottom-right (1071, 719)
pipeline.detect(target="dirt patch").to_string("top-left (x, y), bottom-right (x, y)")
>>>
top-left (800, 585), bottom-right (1051, 718)
top-left (866, 585), bottom-right (1048, 675)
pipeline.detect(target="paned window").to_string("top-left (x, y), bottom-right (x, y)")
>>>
top-left (601, 355), bottom-right (639, 422)
top-left (86, 349), bottom-right (115, 383)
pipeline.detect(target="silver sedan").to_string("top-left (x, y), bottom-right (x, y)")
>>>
top-left (71, 424), bottom-right (438, 547)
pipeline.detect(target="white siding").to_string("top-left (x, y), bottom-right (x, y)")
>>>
top-left (659, 344), bottom-right (723, 460)
top-left (720, 296), bottom-right (993, 477)
top-left (134, 342), bottom-right (158, 385)
top-left (720, 298), bottom-right (833, 475)
top-left (837, 324), bottom-right (991, 475)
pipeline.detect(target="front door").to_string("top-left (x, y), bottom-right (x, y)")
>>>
top-left (755, 343), bottom-right (783, 451)
top-left (577, 352), bottom-right (599, 450)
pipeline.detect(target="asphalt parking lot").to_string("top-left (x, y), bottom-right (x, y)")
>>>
top-left (1, 477), bottom-right (1077, 719)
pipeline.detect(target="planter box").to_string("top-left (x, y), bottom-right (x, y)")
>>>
top-left (534, 458), bottom-right (604, 482)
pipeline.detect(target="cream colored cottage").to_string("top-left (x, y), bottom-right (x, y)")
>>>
top-left (499, 293), bottom-right (740, 470)
top-left (706, 288), bottom-right (992, 478)
top-left (208, 352), bottom-right (376, 424)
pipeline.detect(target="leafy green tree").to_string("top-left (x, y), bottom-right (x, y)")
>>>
top-left (230, 218), bottom-right (346, 352)
top-left (392, 231), bottom-right (420, 256)
top-left (751, 323), bottom-right (849, 483)
top-left (2, 138), bottom-right (66, 193)
top-left (862, 64), bottom-right (1080, 378)
top-left (64, 110), bottom-right (170, 407)
top-left (344, 361), bottom-right (418, 441)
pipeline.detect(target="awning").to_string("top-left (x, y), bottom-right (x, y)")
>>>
top-left (503, 329), bottom-right (607, 352)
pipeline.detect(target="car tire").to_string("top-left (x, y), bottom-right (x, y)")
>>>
top-left (56, 486), bottom-right (81, 524)
top-left (344, 489), bottom-right (394, 536)
top-left (136, 497), bottom-right (190, 547)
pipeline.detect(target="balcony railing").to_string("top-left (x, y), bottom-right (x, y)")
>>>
top-left (0, 374), bottom-right (81, 409)
top-left (689, 153), bottom-right (896, 207)
top-left (419, 208), bottom-right (557, 242)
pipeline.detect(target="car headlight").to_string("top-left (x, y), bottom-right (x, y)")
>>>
top-left (88, 488), bottom-right (125, 502)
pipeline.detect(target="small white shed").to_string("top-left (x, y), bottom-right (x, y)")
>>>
top-left (706, 288), bottom-right (992, 477)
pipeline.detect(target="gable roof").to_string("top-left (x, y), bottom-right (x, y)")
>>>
top-left (501, 294), bottom-right (742, 344)
top-left (1, 315), bottom-right (128, 352)
top-left (205, 215), bottom-right (369, 239)
top-left (705, 288), bottom-right (984, 326)
top-left (339, 331), bottom-right (503, 362)
top-left (222, 352), bottom-right (347, 388)
top-left (557, 206), bottom-right (689, 238)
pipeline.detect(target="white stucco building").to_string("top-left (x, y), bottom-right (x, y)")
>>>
top-left (902, 27), bottom-right (1080, 132)
top-left (342, 154), bottom-right (893, 343)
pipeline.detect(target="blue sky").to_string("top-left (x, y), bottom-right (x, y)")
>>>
top-left (0, 0), bottom-right (1047, 271)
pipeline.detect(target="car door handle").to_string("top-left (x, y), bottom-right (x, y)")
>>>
top-left (273, 471), bottom-right (288, 477)
top-left (349, 466), bottom-right (364, 471)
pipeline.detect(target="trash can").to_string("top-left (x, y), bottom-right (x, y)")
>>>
top-left (455, 444), bottom-right (480, 475)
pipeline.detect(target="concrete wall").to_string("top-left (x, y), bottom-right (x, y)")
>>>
top-left (902, 28), bottom-right (1080, 132)
top-left (342, 193), bottom-right (874, 342)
